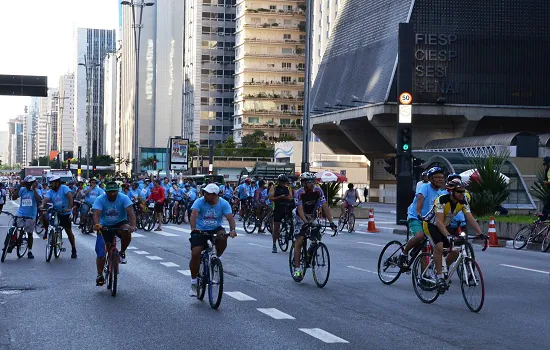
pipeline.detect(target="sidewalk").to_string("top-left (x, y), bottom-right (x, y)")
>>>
top-left (358, 202), bottom-right (397, 214)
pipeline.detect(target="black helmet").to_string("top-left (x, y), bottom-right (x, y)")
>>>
top-left (277, 174), bottom-right (289, 183)
top-left (447, 173), bottom-right (461, 182)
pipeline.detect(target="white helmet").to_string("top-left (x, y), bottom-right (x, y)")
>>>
top-left (23, 175), bottom-right (36, 183)
top-left (49, 175), bottom-right (61, 182)
top-left (300, 172), bottom-right (316, 181)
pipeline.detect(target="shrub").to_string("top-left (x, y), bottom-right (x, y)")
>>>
top-left (530, 165), bottom-right (549, 203)
top-left (319, 182), bottom-right (342, 207)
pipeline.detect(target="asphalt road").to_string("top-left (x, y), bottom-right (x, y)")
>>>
top-left (1, 200), bottom-right (549, 350)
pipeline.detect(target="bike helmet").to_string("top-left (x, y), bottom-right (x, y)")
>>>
top-left (277, 174), bottom-right (289, 183)
top-left (445, 178), bottom-right (465, 191)
top-left (447, 173), bottom-right (461, 182)
top-left (300, 172), bottom-right (316, 181)
top-left (421, 170), bottom-right (429, 177)
top-left (244, 177), bottom-right (251, 183)
top-left (426, 167), bottom-right (444, 178)
top-left (23, 175), bottom-right (36, 183)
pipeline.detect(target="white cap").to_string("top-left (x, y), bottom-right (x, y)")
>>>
top-left (49, 175), bottom-right (61, 182)
top-left (203, 183), bottom-right (219, 194)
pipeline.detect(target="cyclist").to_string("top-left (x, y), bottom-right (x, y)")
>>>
top-left (269, 174), bottom-right (294, 253)
top-left (11, 176), bottom-right (42, 259)
top-left (399, 167), bottom-right (446, 268)
top-left (340, 183), bottom-right (361, 218)
top-left (446, 173), bottom-right (468, 233)
top-left (292, 173), bottom-right (337, 279)
top-left (253, 180), bottom-right (268, 233)
top-left (92, 181), bottom-right (137, 286)
top-left (42, 175), bottom-right (78, 259)
top-left (170, 181), bottom-right (185, 222)
top-left (423, 178), bottom-right (484, 292)
top-left (147, 180), bottom-right (166, 231)
top-left (416, 170), bottom-right (429, 192)
top-left (235, 177), bottom-right (252, 220)
top-left (0, 183), bottom-right (6, 213)
top-left (80, 178), bottom-right (104, 231)
top-left (189, 183), bottom-right (237, 297)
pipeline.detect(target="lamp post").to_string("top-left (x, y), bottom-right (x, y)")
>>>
top-left (301, 0), bottom-right (314, 173)
top-left (121, 0), bottom-right (155, 177)
top-left (78, 56), bottom-right (100, 178)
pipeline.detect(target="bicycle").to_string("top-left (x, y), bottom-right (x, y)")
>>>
top-left (78, 204), bottom-right (94, 234)
top-left (140, 201), bottom-right (156, 232)
top-left (513, 214), bottom-right (550, 251)
top-left (277, 207), bottom-right (294, 252)
top-left (99, 226), bottom-right (130, 297)
top-left (289, 222), bottom-right (335, 288)
top-left (195, 232), bottom-right (229, 309)
top-left (44, 204), bottom-right (66, 262)
top-left (338, 203), bottom-right (359, 233)
top-left (243, 203), bottom-right (271, 234)
top-left (411, 233), bottom-right (488, 312)
top-left (35, 209), bottom-right (45, 236)
top-left (1, 212), bottom-right (29, 262)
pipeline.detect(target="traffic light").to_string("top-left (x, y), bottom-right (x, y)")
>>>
top-left (400, 126), bottom-right (411, 153)
top-left (384, 157), bottom-right (396, 176)
top-left (153, 155), bottom-right (157, 170)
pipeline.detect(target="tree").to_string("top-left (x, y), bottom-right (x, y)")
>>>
top-left (96, 155), bottom-right (115, 166)
top-left (279, 134), bottom-right (297, 142)
top-left (223, 136), bottom-right (236, 149)
top-left (141, 156), bottom-right (155, 168)
top-left (530, 165), bottom-right (549, 204)
top-left (467, 152), bottom-right (510, 216)
top-left (241, 130), bottom-right (265, 148)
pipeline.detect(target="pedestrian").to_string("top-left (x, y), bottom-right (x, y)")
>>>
top-left (363, 187), bottom-right (368, 202)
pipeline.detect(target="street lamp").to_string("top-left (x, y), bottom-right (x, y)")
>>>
top-left (121, 0), bottom-right (155, 177)
top-left (78, 58), bottom-right (101, 178)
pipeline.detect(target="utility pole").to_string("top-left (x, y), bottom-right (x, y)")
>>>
top-left (78, 56), bottom-right (100, 179)
top-left (301, 0), bottom-right (314, 174)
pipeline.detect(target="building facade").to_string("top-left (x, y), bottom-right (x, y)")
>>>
top-left (37, 88), bottom-right (59, 158)
top-left (74, 27), bottom-right (116, 158)
top-left (183, 0), bottom-right (236, 147)
top-left (232, 0), bottom-right (306, 144)
top-left (29, 97), bottom-right (40, 161)
top-left (58, 73), bottom-right (75, 156)
top-left (119, 1), bottom-right (184, 173)
top-left (103, 53), bottom-right (117, 156)
top-left (311, 0), bottom-right (343, 82)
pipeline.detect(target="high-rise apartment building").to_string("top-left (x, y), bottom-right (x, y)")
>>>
top-left (233, 0), bottom-right (306, 144)
top-left (311, 0), bottom-right (343, 81)
top-left (29, 97), bottom-right (40, 161)
top-left (183, 0), bottom-right (236, 146)
top-left (7, 117), bottom-right (24, 165)
top-left (58, 73), bottom-right (75, 156)
top-left (119, 1), bottom-right (184, 173)
top-left (37, 88), bottom-right (59, 158)
top-left (103, 53), bottom-right (117, 156)
top-left (74, 27), bottom-right (116, 158)
top-left (0, 131), bottom-right (8, 167)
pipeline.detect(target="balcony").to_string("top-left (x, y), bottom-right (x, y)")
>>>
top-left (239, 122), bottom-right (303, 131)
top-left (244, 23), bottom-right (301, 31)
top-left (242, 38), bottom-right (306, 45)
top-left (242, 80), bottom-right (304, 88)
top-left (244, 8), bottom-right (305, 17)
top-left (239, 67), bottom-right (305, 73)
top-left (240, 51), bottom-right (305, 59)
top-left (240, 109), bottom-right (304, 117)
top-left (239, 93), bottom-right (304, 102)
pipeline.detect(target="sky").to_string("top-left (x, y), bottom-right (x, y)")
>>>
top-left (0, 0), bottom-right (118, 131)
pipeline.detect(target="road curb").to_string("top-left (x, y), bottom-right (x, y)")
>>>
top-left (505, 240), bottom-right (546, 252)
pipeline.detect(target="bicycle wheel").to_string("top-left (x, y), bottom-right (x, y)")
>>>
top-left (208, 258), bottom-right (224, 309)
top-left (86, 218), bottom-right (94, 234)
top-left (54, 230), bottom-right (62, 258)
top-left (411, 252), bottom-right (440, 304)
top-left (541, 227), bottom-right (550, 252)
top-left (289, 241), bottom-right (306, 282)
top-left (105, 253), bottom-right (112, 290)
top-left (16, 230), bottom-right (28, 258)
top-left (45, 229), bottom-right (54, 262)
top-left (35, 216), bottom-right (45, 235)
top-left (278, 221), bottom-right (289, 252)
top-left (144, 213), bottom-right (155, 232)
top-left (162, 206), bottom-right (170, 224)
top-left (312, 242), bottom-right (330, 288)
top-left (72, 211), bottom-right (80, 225)
top-left (377, 240), bottom-right (404, 285)
top-left (243, 214), bottom-right (256, 234)
top-left (460, 257), bottom-right (485, 312)
top-left (176, 206), bottom-right (185, 225)
top-left (1, 229), bottom-right (14, 262)
top-left (197, 259), bottom-right (207, 300)
top-left (347, 214), bottom-right (356, 233)
top-left (337, 213), bottom-right (347, 232)
top-left (110, 252), bottom-right (118, 297)
top-left (513, 225), bottom-right (532, 250)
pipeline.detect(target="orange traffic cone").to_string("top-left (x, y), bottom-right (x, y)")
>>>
top-left (488, 216), bottom-right (500, 247)
top-left (367, 209), bottom-right (379, 233)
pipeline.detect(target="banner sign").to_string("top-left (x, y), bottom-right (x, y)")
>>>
top-left (169, 138), bottom-right (189, 171)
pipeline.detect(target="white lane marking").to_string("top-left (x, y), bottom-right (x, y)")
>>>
top-left (163, 226), bottom-right (189, 233)
top-left (358, 232), bottom-right (377, 235)
top-left (257, 308), bottom-right (295, 320)
top-left (126, 246), bottom-right (138, 250)
top-left (155, 231), bottom-right (179, 237)
top-left (177, 269), bottom-right (191, 276)
top-left (133, 251), bottom-right (150, 255)
top-left (224, 291), bottom-right (257, 301)
top-left (145, 256), bottom-right (163, 260)
top-left (359, 222), bottom-right (395, 225)
top-left (357, 241), bottom-right (384, 247)
top-left (376, 226), bottom-right (400, 230)
top-left (347, 265), bottom-right (377, 275)
top-left (160, 262), bottom-right (180, 267)
top-left (132, 232), bottom-right (145, 237)
top-left (299, 328), bottom-right (349, 344)
top-left (500, 264), bottom-right (549, 274)
top-left (248, 243), bottom-right (271, 248)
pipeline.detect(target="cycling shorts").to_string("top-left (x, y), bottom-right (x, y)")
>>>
top-left (273, 206), bottom-right (291, 222)
top-left (189, 227), bottom-right (225, 249)
top-left (407, 218), bottom-right (423, 234)
top-left (423, 222), bottom-right (450, 248)
top-left (80, 202), bottom-right (92, 216)
top-left (95, 220), bottom-right (128, 258)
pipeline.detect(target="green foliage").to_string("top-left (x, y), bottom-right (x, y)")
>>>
top-left (96, 155), bottom-right (115, 166)
top-left (242, 130), bottom-right (265, 148)
top-left (141, 156), bottom-right (155, 168)
top-left (530, 165), bottom-right (549, 203)
top-left (466, 152), bottom-right (510, 216)
top-left (319, 182), bottom-right (342, 207)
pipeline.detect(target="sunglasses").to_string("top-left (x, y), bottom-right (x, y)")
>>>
top-left (454, 190), bottom-right (466, 194)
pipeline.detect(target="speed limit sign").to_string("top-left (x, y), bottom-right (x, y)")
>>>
top-left (399, 92), bottom-right (412, 105)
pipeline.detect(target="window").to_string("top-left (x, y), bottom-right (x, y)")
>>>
top-left (298, 77), bottom-right (304, 82)
top-left (281, 76), bottom-right (291, 82)
top-left (280, 105), bottom-right (289, 111)
top-left (327, 16), bottom-right (330, 24)
top-left (282, 62), bottom-right (291, 68)
top-left (248, 117), bottom-right (260, 124)
top-left (282, 48), bottom-right (293, 54)
top-left (284, 19), bottom-right (292, 25)
top-left (269, 5), bottom-right (276, 10)
top-left (326, 30), bottom-right (329, 39)
top-left (280, 119), bottom-right (290, 125)
top-left (283, 34), bottom-right (291, 40)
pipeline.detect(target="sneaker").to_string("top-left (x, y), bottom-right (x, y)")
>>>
top-left (436, 277), bottom-right (446, 294)
top-left (71, 249), bottom-right (77, 259)
top-left (120, 252), bottom-right (127, 264)
top-left (189, 283), bottom-right (198, 297)
top-left (399, 254), bottom-right (409, 269)
top-left (293, 270), bottom-right (303, 279)
top-left (272, 245), bottom-right (277, 253)
top-left (96, 274), bottom-right (105, 286)
top-left (27, 252), bottom-right (34, 259)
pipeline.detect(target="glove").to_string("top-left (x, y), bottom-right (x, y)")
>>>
top-left (452, 235), bottom-right (465, 246)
